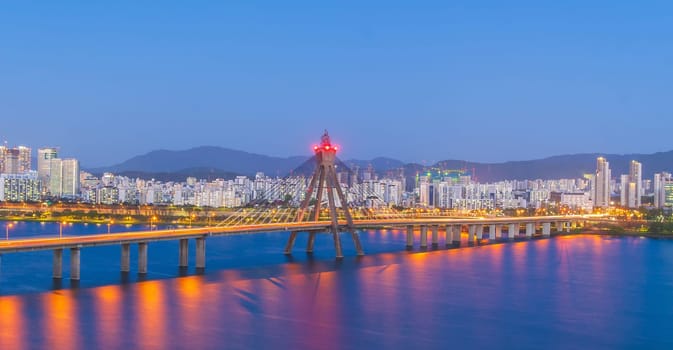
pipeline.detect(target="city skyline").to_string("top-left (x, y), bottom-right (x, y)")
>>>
top-left (2, 1), bottom-right (673, 166)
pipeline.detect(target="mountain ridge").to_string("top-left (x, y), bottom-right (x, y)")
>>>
top-left (88, 146), bottom-right (673, 183)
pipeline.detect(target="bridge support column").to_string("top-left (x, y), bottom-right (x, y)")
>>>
top-left (196, 237), bottom-right (206, 269)
top-left (452, 225), bottom-right (462, 245)
top-left (284, 231), bottom-right (298, 255)
top-left (179, 239), bottom-right (189, 268)
top-left (542, 222), bottom-right (551, 237)
top-left (406, 225), bottom-right (414, 248)
top-left (508, 223), bottom-right (518, 239)
top-left (444, 225), bottom-right (451, 246)
top-left (53, 249), bottom-right (63, 279)
top-left (476, 224), bottom-right (484, 240)
top-left (566, 222), bottom-right (572, 233)
top-left (121, 243), bottom-right (130, 272)
top-left (431, 225), bottom-right (439, 247)
top-left (70, 247), bottom-right (80, 281)
top-left (468, 225), bottom-right (476, 243)
top-left (420, 226), bottom-right (428, 248)
top-left (489, 225), bottom-right (496, 239)
top-left (525, 223), bottom-right (535, 238)
top-left (138, 242), bottom-right (148, 274)
top-left (494, 225), bottom-right (502, 240)
top-left (306, 232), bottom-right (316, 253)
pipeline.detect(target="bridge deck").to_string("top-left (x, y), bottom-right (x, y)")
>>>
top-left (0, 215), bottom-right (598, 254)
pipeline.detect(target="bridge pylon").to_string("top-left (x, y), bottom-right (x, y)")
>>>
top-left (284, 130), bottom-right (364, 258)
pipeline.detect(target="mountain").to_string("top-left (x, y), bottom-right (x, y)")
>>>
top-left (90, 146), bottom-right (309, 178)
top-left (413, 151), bottom-right (673, 183)
top-left (90, 145), bottom-right (673, 184)
top-left (112, 167), bottom-right (242, 183)
top-left (345, 157), bottom-right (406, 172)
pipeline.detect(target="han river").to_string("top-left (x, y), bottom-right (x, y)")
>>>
top-left (1, 221), bottom-right (673, 349)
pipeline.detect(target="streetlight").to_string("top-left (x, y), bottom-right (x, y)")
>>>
top-left (107, 218), bottom-right (114, 234)
top-left (59, 221), bottom-right (67, 238)
top-left (5, 223), bottom-right (13, 240)
top-left (190, 214), bottom-right (196, 228)
top-left (151, 216), bottom-right (157, 231)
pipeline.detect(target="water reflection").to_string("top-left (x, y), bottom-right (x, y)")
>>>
top-left (1, 235), bottom-right (673, 349)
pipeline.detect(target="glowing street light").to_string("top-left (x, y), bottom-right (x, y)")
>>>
top-left (59, 221), bottom-right (67, 238)
top-left (5, 223), bottom-right (13, 240)
top-left (107, 218), bottom-right (114, 234)
top-left (151, 216), bottom-right (157, 231)
top-left (190, 213), bottom-right (196, 228)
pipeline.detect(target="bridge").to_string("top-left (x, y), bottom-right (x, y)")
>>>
top-left (0, 214), bottom-right (601, 281)
top-left (0, 132), bottom-right (607, 283)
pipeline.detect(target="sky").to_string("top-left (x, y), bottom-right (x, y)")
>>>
top-left (1, 1), bottom-right (672, 167)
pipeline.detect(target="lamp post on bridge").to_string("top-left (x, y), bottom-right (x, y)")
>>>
top-left (107, 218), bottom-right (114, 234)
top-left (59, 221), bottom-right (67, 238)
top-left (5, 223), bottom-right (13, 240)
top-left (150, 216), bottom-right (157, 231)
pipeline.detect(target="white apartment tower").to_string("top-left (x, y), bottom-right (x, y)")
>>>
top-left (593, 157), bottom-right (611, 208)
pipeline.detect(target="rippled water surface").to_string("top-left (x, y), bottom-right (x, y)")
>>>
top-left (1, 222), bottom-right (673, 349)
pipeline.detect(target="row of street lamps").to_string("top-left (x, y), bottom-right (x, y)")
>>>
top-left (3, 213), bottom-right (217, 241)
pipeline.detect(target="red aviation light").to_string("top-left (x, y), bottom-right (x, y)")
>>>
top-left (313, 146), bottom-right (319, 151)
top-left (325, 145), bottom-right (331, 150)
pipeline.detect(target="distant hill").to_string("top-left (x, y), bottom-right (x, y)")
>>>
top-left (112, 167), bottom-right (242, 183)
top-left (90, 146), bottom-right (309, 178)
top-left (407, 151), bottom-right (673, 184)
top-left (89, 146), bottom-right (673, 184)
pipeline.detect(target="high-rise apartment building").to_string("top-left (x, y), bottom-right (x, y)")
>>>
top-left (0, 145), bottom-right (31, 174)
top-left (592, 157), bottom-right (611, 208)
top-left (620, 161), bottom-right (642, 208)
top-left (49, 158), bottom-right (80, 198)
top-left (37, 147), bottom-right (58, 186)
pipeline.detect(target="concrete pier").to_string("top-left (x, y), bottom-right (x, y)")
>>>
top-left (431, 225), bottom-right (439, 247)
top-left (53, 249), bottom-right (63, 279)
top-left (494, 225), bottom-right (502, 240)
top-left (508, 223), bottom-right (518, 239)
top-left (525, 223), bottom-right (535, 238)
top-left (179, 239), bottom-right (189, 267)
top-left (542, 222), bottom-right (551, 237)
top-left (468, 225), bottom-right (476, 243)
top-left (406, 225), bottom-right (414, 248)
top-left (306, 232), bottom-right (316, 253)
top-left (444, 225), bottom-right (451, 246)
top-left (121, 243), bottom-right (130, 272)
top-left (284, 231), bottom-right (298, 254)
top-left (420, 226), bottom-right (428, 248)
top-left (70, 247), bottom-right (80, 280)
top-left (196, 237), bottom-right (206, 269)
top-left (476, 225), bottom-right (484, 240)
top-left (452, 225), bottom-right (462, 244)
top-left (138, 242), bottom-right (148, 274)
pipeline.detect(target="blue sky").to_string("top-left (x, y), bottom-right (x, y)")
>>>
top-left (1, 1), bottom-right (672, 167)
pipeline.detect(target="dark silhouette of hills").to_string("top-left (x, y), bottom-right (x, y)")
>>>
top-left (90, 146), bottom-right (673, 184)
top-left (90, 146), bottom-right (309, 178)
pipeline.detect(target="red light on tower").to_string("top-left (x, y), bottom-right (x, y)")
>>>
top-left (333, 146), bottom-right (338, 151)
top-left (325, 145), bottom-right (330, 150)
top-left (313, 145), bottom-right (319, 151)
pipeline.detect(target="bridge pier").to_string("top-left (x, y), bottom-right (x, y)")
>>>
top-left (420, 226), bottom-right (428, 248)
top-left (121, 243), bottom-right (130, 272)
top-left (566, 222), bottom-right (572, 233)
top-left (70, 247), bottom-right (80, 281)
top-left (431, 225), bottom-right (439, 247)
top-left (444, 225), bottom-right (451, 247)
top-left (542, 222), bottom-right (551, 237)
top-left (525, 223), bottom-right (535, 238)
top-left (406, 225), bottom-right (414, 249)
top-left (179, 239), bottom-right (189, 268)
top-left (492, 225), bottom-right (502, 240)
top-left (53, 249), bottom-right (63, 279)
top-left (306, 232), bottom-right (316, 253)
top-left (508, 223), bottom-right (518, 239)
top-left (196, 237), bottom-right (206, 269)
top-left (468, 225), bottom-right (476, 243)
top-left (476, 225), bottom-right (484, 240)
top-left (452, 225), bottom-right (461, 245)
top-left (138, 242), bottom-right (148, 274)
top-left (284, 231), bottom-right (298, 255)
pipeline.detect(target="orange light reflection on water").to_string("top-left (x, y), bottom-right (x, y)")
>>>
top-left (42, 291), bottom-right (80, 350)
top-left (0, 296), bottom-right (26, 350)
top-left (93, 285), bottom-right (123, 349)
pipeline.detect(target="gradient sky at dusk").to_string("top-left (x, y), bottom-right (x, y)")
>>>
top-left (1, 1), bottom-right (672, 167)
